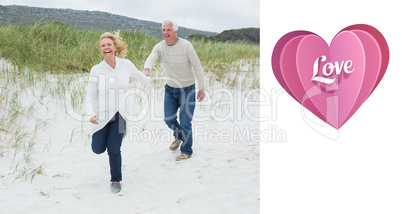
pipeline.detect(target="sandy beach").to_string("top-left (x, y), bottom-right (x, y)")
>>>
top-left (0, 59), bottom-right (260, 213)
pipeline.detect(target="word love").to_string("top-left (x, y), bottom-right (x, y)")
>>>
top-left (311, 55), bottom-right (355, 84)
top-left (272, 24), bottom-right (389, 129)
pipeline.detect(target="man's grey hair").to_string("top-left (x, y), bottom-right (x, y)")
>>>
top-left (162, 20), bottom-right (178, 31)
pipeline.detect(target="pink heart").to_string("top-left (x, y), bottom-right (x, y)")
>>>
top-left (272, 24), bottom-right (389, 129)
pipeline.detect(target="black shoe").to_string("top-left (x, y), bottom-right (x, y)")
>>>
top-left (111, 181), bottom-right (121, 193)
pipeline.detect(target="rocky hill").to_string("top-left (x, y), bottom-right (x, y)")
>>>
top-left (216, 28), bottom-right (259, 43)
top-left (0, 5), bottom-right (217, 39)
top-left (189, 28), bottom-right (260, 44)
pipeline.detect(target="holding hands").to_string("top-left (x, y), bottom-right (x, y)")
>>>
top-left (143, 68), bottom-right (150, 77)
top-left (90, 115), bottom-right (99, 125)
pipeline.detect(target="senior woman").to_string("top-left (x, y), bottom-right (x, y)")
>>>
top-left (85, 31), bottom-right (150, 193)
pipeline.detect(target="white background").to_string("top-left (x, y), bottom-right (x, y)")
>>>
top-left (261, 0), bottom-right (402, 213)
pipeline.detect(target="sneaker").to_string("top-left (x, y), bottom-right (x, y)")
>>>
top-left (176, 153), bottom-right (191, 161)
top-left (111, 181), bottom-right (121, 193)
top-left (169, 140), bottom-right (182, 151)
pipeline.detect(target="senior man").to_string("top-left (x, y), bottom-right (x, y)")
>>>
top-left (143, 20), bottom-right (205, 161)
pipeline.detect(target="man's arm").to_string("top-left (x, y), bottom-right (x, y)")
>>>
top-left (143, 44), bottom-right (161, 76)
top-left (197, 90), bottom-right (205, 102)
top-left (187, 43), bottom-right (205, 101)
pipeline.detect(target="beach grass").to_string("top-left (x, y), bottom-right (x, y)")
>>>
top-left (0, 21), bottom-right (259, 182)
top-left (0, 21), bottom-right (259, 88)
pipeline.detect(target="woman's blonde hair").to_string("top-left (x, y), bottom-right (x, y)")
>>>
top-left (99, 31), bottom-right (128, 57)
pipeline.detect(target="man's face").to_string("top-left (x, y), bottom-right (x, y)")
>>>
top-left (162, 23), bottom-right (178, 45)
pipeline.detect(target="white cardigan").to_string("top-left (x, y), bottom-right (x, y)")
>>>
top-left (85, 57), bottom-right (150, 134)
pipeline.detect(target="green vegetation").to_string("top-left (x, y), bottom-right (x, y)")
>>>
top-left (0, 21), bottom-right (159, 73)
top-left (0, 22), bottom-right (259, 87)
top-left (0, 22), bottom-right (259, 182)
top-left (0, 21), bottom-right (260, 183)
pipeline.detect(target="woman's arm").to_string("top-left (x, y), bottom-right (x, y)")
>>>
top-left (85, 70), bottom-right (99, 123)
top-left (129, 60), bottom-right (151, 84)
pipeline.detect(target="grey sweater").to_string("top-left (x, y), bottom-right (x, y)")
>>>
top-left (144, 38), bottom-right (205, 90)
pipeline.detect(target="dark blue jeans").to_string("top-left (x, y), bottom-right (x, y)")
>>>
top-left (164, 84), bottom-right (196, 156)
top-left (92, 112), bottom-right (126, 182)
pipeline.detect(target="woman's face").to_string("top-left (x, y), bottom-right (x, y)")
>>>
top-left (99, 38), bottom-right (117, 59)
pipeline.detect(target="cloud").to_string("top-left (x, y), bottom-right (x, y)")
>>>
top-left (1, 0), bottom-right (259, 32)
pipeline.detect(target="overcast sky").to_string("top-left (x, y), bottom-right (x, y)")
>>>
top-left (1, 0), bottom-right (259, 33)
